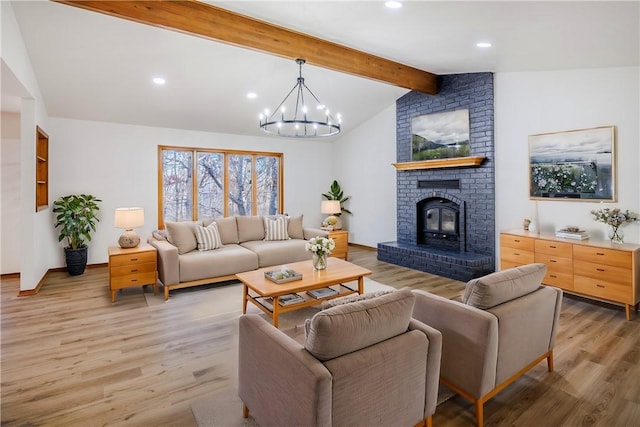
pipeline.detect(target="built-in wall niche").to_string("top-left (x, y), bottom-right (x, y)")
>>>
top-left (36, 126), bottom-right (49, 211)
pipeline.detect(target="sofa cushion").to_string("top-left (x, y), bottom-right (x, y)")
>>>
top-left (165, 221), bottom-right (200, 255)
top-left (237, 216), bottom-right (265, 242)
top-left (194, 223), bottom-right (222, 251)
top-left (264, 216), bottom-right (290, 241)
top-left (240, 239), bottom-right (311, 268)
top-left (178, 244), bottom-right (259, 282)
top-left (304, 289), bottom-right (415, 361)
top-left (215, 216), bottom-right (239, 245)
top-left (287, 214), bottom-right (304, 239)
top-left (462, 263), bottom-right (547, 309)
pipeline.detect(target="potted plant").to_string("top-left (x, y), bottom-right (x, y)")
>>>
top-left (322, 180), bottom-right (351, 229)
top-left (53, 194), bottom-right (101, 275)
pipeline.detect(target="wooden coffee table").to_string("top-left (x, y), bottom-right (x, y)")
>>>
top-left (236, 257), bottom-right (372, 327)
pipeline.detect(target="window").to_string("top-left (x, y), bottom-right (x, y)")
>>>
top-left (158, 146), bottom-right (282, 228)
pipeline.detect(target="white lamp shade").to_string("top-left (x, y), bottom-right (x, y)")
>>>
top-left (114, 207), bottom-right (144, 229)
top-left (321, 200), bottom-right (341, 214)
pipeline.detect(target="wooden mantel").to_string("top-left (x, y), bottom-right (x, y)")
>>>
top-left (393, 156), bottom-right (485, 170)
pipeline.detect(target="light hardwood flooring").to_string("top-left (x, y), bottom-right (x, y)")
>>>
top-left (2, 246), bottom-right (640, 426)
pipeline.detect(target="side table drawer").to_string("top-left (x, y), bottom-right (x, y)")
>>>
top-left (111, 271), bottom-right (157, 288)
top-left (110, 250), bottom-right (156, 267)
top-left (110, 261), bottom-right (156, 277)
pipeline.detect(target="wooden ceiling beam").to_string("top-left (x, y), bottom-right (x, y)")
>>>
top-left (53, 0), bottom-right (439, 94)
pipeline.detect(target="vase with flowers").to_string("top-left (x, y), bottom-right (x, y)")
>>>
top-left (305, 236), bottom-right (336, 270)
top-left (590, 208), bottom-right (637, 244)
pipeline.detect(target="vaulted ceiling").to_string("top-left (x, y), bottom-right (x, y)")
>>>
top-left (5, 1), bottom-right (639, 138)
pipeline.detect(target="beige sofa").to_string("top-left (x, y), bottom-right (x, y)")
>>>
top-left (238, 289), bottom-right (443, 427)
top-left (149, 215), bottom-right (327, 299)
top-left (411, 263), bottom-right (563, 427)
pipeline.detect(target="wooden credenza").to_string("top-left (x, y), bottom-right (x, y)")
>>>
top-left (500, 230), bottom-right (640, 320)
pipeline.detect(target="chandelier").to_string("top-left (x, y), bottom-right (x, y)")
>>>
top-left (259, 59), bottom-right (341, 138)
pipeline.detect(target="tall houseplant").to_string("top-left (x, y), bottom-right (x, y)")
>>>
top-left (53, 194), bottom-right (101, 275)
top-left (322, 180), bottom-right (352, 230)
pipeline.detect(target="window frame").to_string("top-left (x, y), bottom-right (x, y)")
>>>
top-left (157, 145), bottom-right (284, 229)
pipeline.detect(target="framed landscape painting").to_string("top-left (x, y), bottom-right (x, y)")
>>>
top-left (529, 126), bottom-right (615, 201)
top-left (411, 109), bottom-right (470, 161)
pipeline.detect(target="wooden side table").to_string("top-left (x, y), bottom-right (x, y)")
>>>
top-left (328, 230), bottom-right (349, 261)
top-left (108, 244), bottom-right (158, 303)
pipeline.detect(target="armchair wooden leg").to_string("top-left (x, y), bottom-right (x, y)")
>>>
top-left (242, 404), bottom-right (249, 419)
top-left (475, 400), bottom-right (484, 427)
top-left (426, 415), bottom-right (432, 427)
top-left (547, 350), bottom-right (554, 372)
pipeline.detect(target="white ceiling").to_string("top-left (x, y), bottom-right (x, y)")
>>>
top-left (6, 1), bottom-right (639, 138)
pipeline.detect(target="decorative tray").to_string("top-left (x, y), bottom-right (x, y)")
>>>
top-left (264, 268), bottom-right (302, 284)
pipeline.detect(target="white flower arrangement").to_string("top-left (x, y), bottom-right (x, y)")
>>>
top-left (305, 236), bottom-right (335, 257)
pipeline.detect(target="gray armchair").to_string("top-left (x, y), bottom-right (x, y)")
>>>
top-left (411, 263), bottom-right (562, 427)
top-left (238, 289), bottom-right (442, 427)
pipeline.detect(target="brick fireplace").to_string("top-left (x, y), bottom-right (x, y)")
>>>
top-left (378, 73), bottom-right (495, 282)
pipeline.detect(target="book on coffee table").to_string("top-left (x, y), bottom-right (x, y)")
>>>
top-left (277, 293), bottom-right (305, 306)
top-left (307, 287), bottom-right (338, 299)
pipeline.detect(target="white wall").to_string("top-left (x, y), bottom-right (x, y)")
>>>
top-left (495, 67), bottom-right (640, 247)
top-left (48, 118), bottom-right (335, 267)
top-left (2, 2), bottom-right (51, 290)
top-left (1, 112), bottom-right (21, 274)
top-left (333, 104), bottom-right (398, 247)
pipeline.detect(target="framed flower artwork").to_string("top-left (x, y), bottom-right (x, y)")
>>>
top-left (529, 126), bottom-right (616, 202)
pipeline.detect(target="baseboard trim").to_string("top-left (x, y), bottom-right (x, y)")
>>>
top-left (348, 242), bottom-right (376, 251)
top-left (1, 272), bottom-right (20, 280)
top-left (17, 262), bottom-right (108, 296)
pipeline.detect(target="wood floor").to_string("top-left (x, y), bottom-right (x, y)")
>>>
top-left (2, 246), bottom-right (639, 426)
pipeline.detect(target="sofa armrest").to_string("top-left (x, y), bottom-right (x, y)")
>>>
top-left (148, 238), bottom-right (179, 287)
top-left (304, 227), bottom-right (329, 240)
top-left (412, 290), bottom-right (499, 398)
top-left (238, 314), bottom-right (333, 427)
top-left (409, 319), bottom-right (442, 419)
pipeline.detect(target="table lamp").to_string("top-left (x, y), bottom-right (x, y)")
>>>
top-left (114, 207), bottom-right (144, 248)
top-left (321, 200), bottom-right (342, 230)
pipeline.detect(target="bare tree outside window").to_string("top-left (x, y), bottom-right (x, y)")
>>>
top-left (162, 150), bottom-right (193, 222)
top-left (197, 152), bottom-right (224, 221)
top-left (257, 156), bottom-right (279, 216)
top-left (158, 147), bottom-right (282, 228)
top-left (228, 154), bottom-right (252, 216)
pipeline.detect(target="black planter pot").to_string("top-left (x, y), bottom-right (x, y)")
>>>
top-left (65, 247), bottom-right (88, 276)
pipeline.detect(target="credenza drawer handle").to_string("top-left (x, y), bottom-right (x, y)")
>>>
top-left (549, 245), bottom-right (557, 249)
top-left (130, 257), bottom-right (139, 261)
top-left (550, 259), bottom-right (557, 263)
top-left (596, 268), bottom-right (605, 272)
top-left (550, 275), bottom-right (557, 278)
top-left (131, 279), bottom-right (138, 282)
top-left (131, 269), bottom-right (138, 272)
top-left (596, 284), bottom-right (605, 288)
top-left (514, 239), bottom-right (520, 242)
top-left (596, 253), bottom-right (605, 256)
top-left (514, 253), bottom-right (520, 256)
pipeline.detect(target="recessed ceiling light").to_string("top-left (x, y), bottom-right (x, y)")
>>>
top-left (152, 77), bottom-right (166, 85)
top-left (385, 1), bottom-right (403, 9)
top-left (246, 92), bottom-right (257, 99)
top-left (476, 42), bottom-right (492, 48)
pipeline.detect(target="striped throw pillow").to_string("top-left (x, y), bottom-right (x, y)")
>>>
top-left (264, 216), bottom-right (290, 241)
top-left (194, 222), bottom-right (222, 251)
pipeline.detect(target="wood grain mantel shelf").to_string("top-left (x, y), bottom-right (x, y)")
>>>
top-left (392, 156), bottom-right (485, 170)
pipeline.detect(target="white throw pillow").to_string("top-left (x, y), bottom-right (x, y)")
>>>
top-left (264, 216), bottom-right (290, 241)
top-left (194, 222), bottom-right (222, 251)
